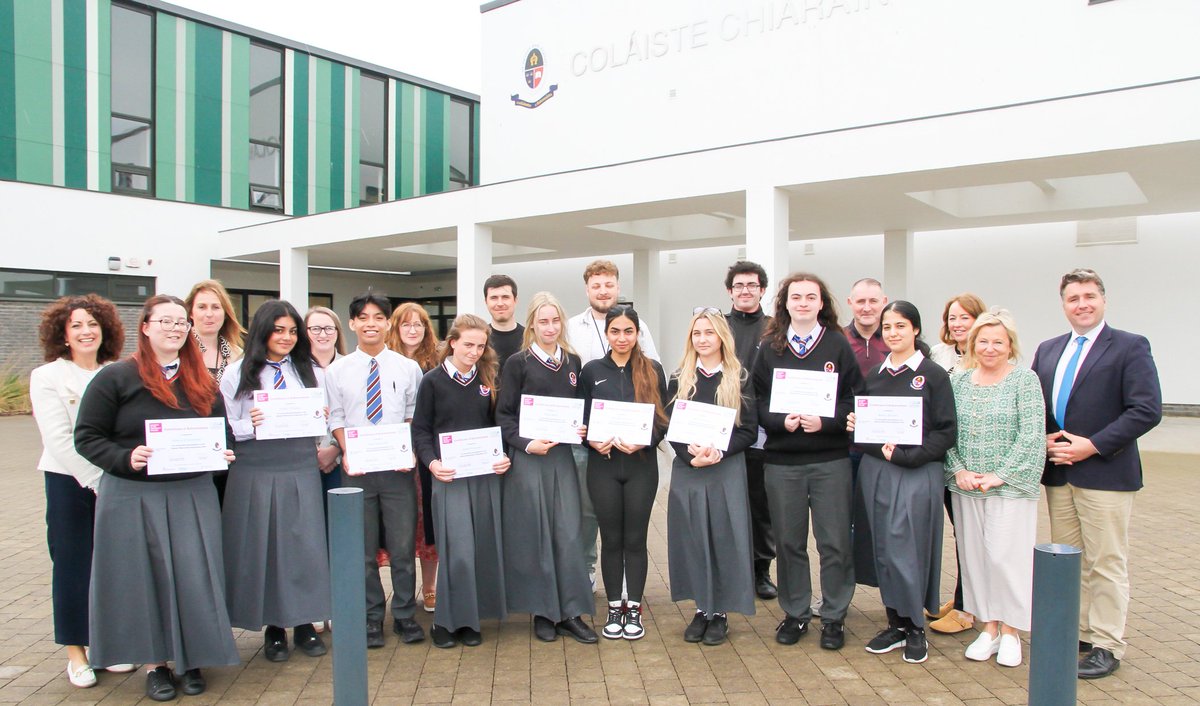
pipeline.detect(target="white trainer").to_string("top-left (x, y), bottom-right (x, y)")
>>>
top-left (623, 603), bottom-right (645, 640)
top-left (66, 661), bottom-right (96, 688)
top-left (996, 634), bottom-right (1022, 667)
top-left (964, 631), bottom-right (1001, 661)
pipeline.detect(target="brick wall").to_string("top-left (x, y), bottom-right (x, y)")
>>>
top-left (0, 301), bottom-right (143, 380)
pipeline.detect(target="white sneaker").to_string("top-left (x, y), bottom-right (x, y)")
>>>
top-left (66, 661), bottom-right (96, 688)
top-left (623, 602), bottom-right (645, 640)
top-left (996, 634), bottom-right (1022, 667)
top-left (105, 663), bottom-right (136, 673)
top-left (602, 603), bottom-right (625, 639)
top-left (964, 632), bottom-right (1000, 661)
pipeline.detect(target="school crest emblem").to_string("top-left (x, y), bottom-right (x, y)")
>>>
top-left (824, 362), bottom-right (835, 373)
top-left (479, 385), bottom-right (491, 396)
top-left (512, 48), bottom-right (558, 109)
top-left (569, 372), bottom-right (577, 386)
top-left (910, 375), bottom-right (926, 391)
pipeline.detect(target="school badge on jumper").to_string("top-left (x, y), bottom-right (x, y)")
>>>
top-left (512, 48), bottom-right (558, 109)
top-left (824, 362), bottom-right (836, 373)
top-left (569, 372), bottom-right (577, 386)
top-left (479, 385), bottom-right (492, 396)
top-left (910, 375), bottom-right (926, 391)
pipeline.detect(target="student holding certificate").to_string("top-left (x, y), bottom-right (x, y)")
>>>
top-left (577, 305), bottom-right (668, 641)
top-left (751, 274), bottom-right (863, 651)
top-left (847, 301), bottom-right (957, 665)
top-left (74, 295), bottom-right (239, 701)
top-left (219, 300), bottom-right (331, 663)
top-left (666, 309), bottom-right (758, 646)
top-left (412, 314), bottom-right (511, 649)
top-left (496, 293), bottom-right (597, 644)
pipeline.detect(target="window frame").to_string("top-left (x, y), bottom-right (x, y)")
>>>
top-left (0, 267), bottom-right (156, 304)
top-left (448, 97), bottom-right (474, 190)
top-left (248, 41), bottom-right (285, 212)
top-left (110, 2), bottom-right (156, 197)
top-left (359, 72), bottom-right (388, 205)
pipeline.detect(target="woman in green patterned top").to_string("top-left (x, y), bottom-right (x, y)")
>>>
top-left (944, 310), bottom-right (1045, 669)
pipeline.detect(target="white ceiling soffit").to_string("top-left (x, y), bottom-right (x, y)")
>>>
top-left (384, 242), bottom-right (555, 258)
top-left (587, 212), bottom-right (745, 241)
top-left (905, 172), bottom-right (1147, 219)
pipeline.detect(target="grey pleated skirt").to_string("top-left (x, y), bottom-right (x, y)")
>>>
top-left (855, 454), bottom-right (944, 627)
top-left (501, 445), bottom-right (592, 622)
top-left (89, 473), bottom-right (240, 672)
top-left (667, 453), bottom-right (756, 616)
top-left (222, 438), bottom-right (331, 629)
top-left (432, 472), bottom-right (506, 632)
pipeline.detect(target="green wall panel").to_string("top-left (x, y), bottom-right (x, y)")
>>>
top-left (12, 0), bottom-right (52, 185)
top-left (0, 0), bottom-right (15, 180)
top-left (290, 50), bottom-right (309, 216)
top-left (62, 0), bottom-right (87, 188)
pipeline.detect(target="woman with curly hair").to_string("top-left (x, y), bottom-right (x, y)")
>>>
top-left (30, 295), bottom-right (132, 688)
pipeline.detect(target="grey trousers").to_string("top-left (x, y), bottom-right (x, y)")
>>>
top-left (764, 457), bottom-right (855, 623)
top-left (571, 445), bottom-right (599, 572)
top-left (342, 469), bottom-right (418, 621)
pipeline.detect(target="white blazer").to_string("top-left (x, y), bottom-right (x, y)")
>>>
top-left (30, 357), bottom-right (107, 490)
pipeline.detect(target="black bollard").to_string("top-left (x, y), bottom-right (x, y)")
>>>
top-left (1029, 542), bottom-right (1082, 706)
top-left (328, 487), bottom-right (367, 706)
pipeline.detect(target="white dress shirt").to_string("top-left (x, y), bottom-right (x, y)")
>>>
top-left (566, 309), bottom-right (659, 364)
top-left (787, 323), bottom-right (823, 355)
top-left (325, 347), bottom-right (422, 431)
top-left (220, 357), bottom-right (328, 441)
top-left (880, 349), bottom-right (925, 373)
top-left (1051, 321), bottom-right (1106, 405)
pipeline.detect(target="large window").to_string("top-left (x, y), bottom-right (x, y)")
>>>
top-left (227, 288), bottom-right (333, 326)
top-left (0, 268), bottom-right (155, 304)
top-left (249, 44), bottom-right (284, 211)
top-left (110, 4), bottom-right (154, 195)
top-left (359, 74), bottom-right (386, 205)
top-left (448, 98), bottom-right (473, 190)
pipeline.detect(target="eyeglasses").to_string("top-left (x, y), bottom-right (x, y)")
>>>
top-left (730, 283), bottom-right (761, 292)
top-left (307, 326), bottom-right (337, 335)
top-left (149, 318), bottom-right (192, 331)
top-left (398, 322), bottom-right (425, 330)
top-left (692, 307), bottom-right (722, 315)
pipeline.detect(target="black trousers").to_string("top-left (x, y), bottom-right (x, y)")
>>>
top-left (45, 472), bottom-right (95, 645)
top-left (587, 452), bottom-right (658, 603)
top-left (745, 448), bottom-right (775, 574)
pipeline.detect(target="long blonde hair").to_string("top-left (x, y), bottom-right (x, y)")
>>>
top-left (520, 291), bottom-right (577, 358)
top-left (185, 279), bottom-right (245, 352)
top-left (672, 310), bottom-right (745, 425)
top-left (440, 314), bottom-right (498, 404)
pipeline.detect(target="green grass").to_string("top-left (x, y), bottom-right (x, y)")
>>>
top-left (0, 362), bottom-right (31, 415)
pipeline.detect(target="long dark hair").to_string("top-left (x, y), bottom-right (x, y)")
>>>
top-left (605, 305), bottom-right (668, 427)
top-left (236, 300), bottom-right (318, 398)
top-left (135, 295), bottom-right (216, 415)
top-left (881, 300), bottom-right (931, 356)
top-left (763, 273), bottom-right (843, 354)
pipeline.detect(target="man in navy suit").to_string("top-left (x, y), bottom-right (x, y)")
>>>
top-left (1031, 268), bottom-right (1162, 680)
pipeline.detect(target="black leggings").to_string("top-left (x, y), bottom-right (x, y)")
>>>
top-left (587, 452), bottom-right (658, 603)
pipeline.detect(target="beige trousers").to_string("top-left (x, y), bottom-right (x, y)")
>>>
top-left (1045, 484), bottom-right (1136, 659)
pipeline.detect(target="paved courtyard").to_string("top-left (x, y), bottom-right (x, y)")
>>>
top-left (0, 414), bottom-right (1196, 705)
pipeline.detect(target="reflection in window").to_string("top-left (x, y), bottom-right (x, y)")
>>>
top-left (110, 4), bottom-right (153, 194)
top-left (0, 268), bottom-right (155, 304)
top-left (360, 75), bottom-right (386, 204)
top-left (449, 98), bottom-right (473, 189)
top-left (249, 44), bottom-right (283, 211)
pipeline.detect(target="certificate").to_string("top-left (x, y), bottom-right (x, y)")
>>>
top-left (253, 388), bottom-right (326, 440)
top-left (439, 426), bottom-right (505, 479)
top-left (343, 424), bottom-right (415, 473)
top-left (666, 399), bottom-right (738, 452)
top-left (769, 368), bottom-right (838, 417)
top-left (519, 394), bottom-right (585, 444)
top-left (586, 399), bottom-right (655, 447)
top-left (853, 396), bottom-right (924, 445)
top-left (145, 418), bottom-right (229, 476)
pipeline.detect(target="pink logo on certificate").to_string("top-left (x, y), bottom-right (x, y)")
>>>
top-left (523, 396), bottom-right (534, 405)
top-left (441, 434), bottom-right (454, 444)
top-left (775, 370), bottom-right (787, 379)
top-left (148, 423), bottom-right (163, 433)
top-left (347, 430), bottom-right (359, 438)
top-left (256, 392), bottom-right (269, 402)
top-left (857, 399), bottom-right (869, 408)
top-left (594, 402), bottom-right (604, 410)
top-left (677, 401), bottom-right (687, 410)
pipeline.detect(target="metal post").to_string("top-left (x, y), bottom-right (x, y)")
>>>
top-left (328, 487), bottom-right (367, 706)
top-left (1029, 543), bottom-right (1082, 706)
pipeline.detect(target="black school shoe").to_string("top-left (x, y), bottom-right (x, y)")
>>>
top-left (865, 626), bottom-right (907, 654)
top-left (431, 625), bottom-right (457, 649)
top-left (534, 616), bottom-right (557, 642)
top-left (701, 614), bottom-right (729, 646)
top-left (458, 627), bottom-right (483, 647)
top-left (179, 668), bottom-right (206, 696)
top-left (820, 622), bottom-right (845, 650)
top-left (775, 616), bottom-right (808, 645)
top-left (145, 667), bottom-right (176, 702)
top-left (264, 625), bottom-right (290, 662)
top-left (557, 616), bottom-right (599, 644)
top-left (684, 611), bottom-right (709, 643)
top-left (903, 628), bottom-right (928, 664)
top-left (294, 623), bottom-right (327, 657)
top-left (394, 617), bottom-right (426, 644)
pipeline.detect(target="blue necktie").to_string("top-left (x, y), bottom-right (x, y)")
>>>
top-left (1054, 336), bottom-right (1087, 429)
top-left (161, 363), bottom-right (178, 379)
top-left (791, 334), bottom-right (811, 355)
top-left (266, 360), bottom-right (286, 389)
top-left (366, 358), bottom-right (382, 425)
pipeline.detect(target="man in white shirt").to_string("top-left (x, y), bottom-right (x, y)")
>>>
top-left (564, 259), bottom-right (659, 587)
top-left (325, 291), bottom-right (425, 649)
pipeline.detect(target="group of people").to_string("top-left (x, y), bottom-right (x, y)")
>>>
top-left (31, 261), bottom-right (1160, 700)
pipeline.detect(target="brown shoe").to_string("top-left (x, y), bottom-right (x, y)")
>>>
top-left (924, 599), bottom-right (954, 621)
top-left (928, 609), bottom-right (973, 634)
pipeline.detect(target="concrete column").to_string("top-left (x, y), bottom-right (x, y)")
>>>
top-left (279, 247), bottom-right (309, 308)
top-left (456, 222), bottom-right (493, 316)
top-left (630, 248), bottom-right (661, 320)
top-left (745, 186), bottom-right (789, 308)
top-left (882, 229), bottom-right (914, 300)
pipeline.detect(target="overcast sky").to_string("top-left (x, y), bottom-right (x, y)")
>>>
top-left (168, 0), bottom-right (484, 94)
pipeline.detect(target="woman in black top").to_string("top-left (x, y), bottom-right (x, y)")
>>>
top-left (849, 301), bottom-right (957, 666)
top-left (496, 292), bottom-right (597, 644)
top-left (577, 305), bottom-right (668, 641)
top-left (74, 295), bottom-right (239, 702)
top-left (666, 309), bottom-right (757, 646)
top-left (412, 314), bottom-right (511, 649)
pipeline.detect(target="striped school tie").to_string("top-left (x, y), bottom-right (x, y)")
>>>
top-left (266, 361), bottom-right (286, 389)
top-left (366, 358), bottom-right (383, 424)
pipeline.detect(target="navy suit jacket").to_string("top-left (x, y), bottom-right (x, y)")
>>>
top-left (1031, 325), bottom-right (1162, 491)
